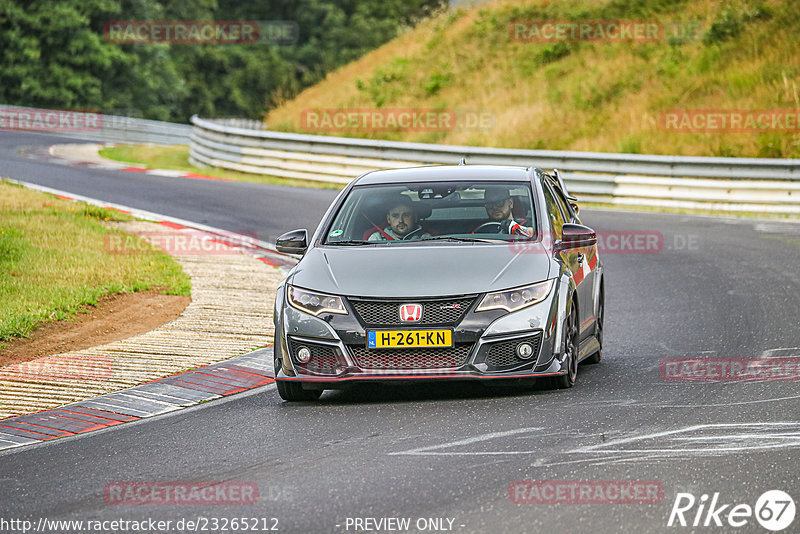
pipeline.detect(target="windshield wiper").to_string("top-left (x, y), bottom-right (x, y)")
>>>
top-left (419, 236), bottom-right (501, 244)
top-left (325, 240), bottom-right (377, 246)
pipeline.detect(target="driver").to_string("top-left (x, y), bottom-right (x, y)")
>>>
top-left (476, 186), bottom-right (533, 237)
top-left (368, 196), bottom-right (432, 241)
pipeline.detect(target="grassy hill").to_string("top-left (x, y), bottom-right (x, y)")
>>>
top-left (266, 0), bottom-right (800, 158)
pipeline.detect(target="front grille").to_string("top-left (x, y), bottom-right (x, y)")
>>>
top-left (484, 333), bottom-right (542, 368)
top-left (288, 339), bottom-right (340, 375)
top-left (348, 297), bottom-right (475, 326)
top-left (349, 344), bottom-right (473, 370)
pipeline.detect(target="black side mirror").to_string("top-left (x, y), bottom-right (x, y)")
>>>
top-left (276, 229), bottom-right (308, 254)
top-left (555, 223), bottom-right (596, 251)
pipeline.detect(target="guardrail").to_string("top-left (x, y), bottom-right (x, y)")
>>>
top-left (189, 115), bottom-right (800, 214)
top-left (0, 105), bottom-right (191, 145)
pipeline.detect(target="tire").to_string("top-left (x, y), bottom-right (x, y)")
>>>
top-left (276, 380), bottom-right (323, 401)
top-left (584, 288), bottom-right (603, 365)
top-left (274, 351), bottom-right (323, 401)
top-left (551, 303), bottom-right (579, 389)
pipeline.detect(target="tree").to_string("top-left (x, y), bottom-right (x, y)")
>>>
top-left (0, 0), bottom-right (445, 121)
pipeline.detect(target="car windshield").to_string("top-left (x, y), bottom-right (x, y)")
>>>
top-left (323, 181), bottom-right (536, 245)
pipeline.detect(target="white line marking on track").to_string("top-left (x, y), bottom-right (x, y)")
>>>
top-left (569, 422), bottom-right (800, 455)
top-left (389, 427), bottom-right (542, 456)
top-left (638, 394), bottom-right (800, 408)
top-left (388, 423), bottom-right (800, 464)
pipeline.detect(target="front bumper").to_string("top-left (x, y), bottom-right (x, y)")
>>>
top-left (274, 285), bottom-right (569, 388)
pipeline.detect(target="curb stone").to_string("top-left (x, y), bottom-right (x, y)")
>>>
top-left (0, 177), bottom-right (299, 450)
top-left (0, 348), bottom-right (274, 452)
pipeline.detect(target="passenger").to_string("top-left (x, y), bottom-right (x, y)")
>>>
top-left (476, 186), bottom-right (533, 237)
top-left (368, 196), bottom-right (432, 241)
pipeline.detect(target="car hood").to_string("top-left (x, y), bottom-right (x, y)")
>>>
top-left (290, 243), bottom-right (552, 297)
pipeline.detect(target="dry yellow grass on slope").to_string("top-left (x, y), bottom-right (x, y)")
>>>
top-left (267, 0), bottom-right (800, 157)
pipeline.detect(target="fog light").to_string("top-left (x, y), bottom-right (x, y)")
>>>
top-left (297, 347), bottom-right (312, 363)
top-left (517, 343), bottom-right (534, 359)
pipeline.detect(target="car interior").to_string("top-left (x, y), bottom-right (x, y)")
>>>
top-left (337, 185), bottom-right (536, 242)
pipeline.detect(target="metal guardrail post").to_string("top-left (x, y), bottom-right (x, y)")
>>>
top-left (0, 105), bottom-right (192, 145)
top-left (189, 115), bottom-right (800, 214)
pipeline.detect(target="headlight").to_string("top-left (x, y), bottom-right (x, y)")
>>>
top-left (476, 280), bottom-right (554, 313)
top-left (288, 286), bottom-right (347, 316)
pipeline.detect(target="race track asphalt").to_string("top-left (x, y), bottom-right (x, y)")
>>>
top-left (2, 131), bottom-right (800, 533)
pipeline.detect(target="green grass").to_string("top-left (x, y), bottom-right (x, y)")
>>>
top-left (0, 181), bottom-right (191, 342)
top-left (98, 145), bottom-right (343, 190)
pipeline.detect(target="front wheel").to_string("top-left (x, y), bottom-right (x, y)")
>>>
top-left (276, 380), bottom-right (323, 401)
top-left (551, 304), bottom-right (579, 389)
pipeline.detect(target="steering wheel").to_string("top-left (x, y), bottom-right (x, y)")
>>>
top-left (473, 221), bottom-right (506, 234)
top-left (472, 219), bottom-right (514, 234)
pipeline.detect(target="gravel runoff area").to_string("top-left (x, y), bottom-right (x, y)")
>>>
top-left (49, 143), bottom-right (119, 166)
top-left (0, 221), bottom-right (285, 420)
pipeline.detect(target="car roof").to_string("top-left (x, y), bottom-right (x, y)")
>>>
top-left (354, 165), bottom-right (533, 186)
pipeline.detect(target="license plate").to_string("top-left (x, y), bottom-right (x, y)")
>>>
top-left (367, 329), bottom-right (453, 349)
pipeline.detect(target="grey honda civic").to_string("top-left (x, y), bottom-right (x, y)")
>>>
top-left (272, 164), bottom-right (604, 401)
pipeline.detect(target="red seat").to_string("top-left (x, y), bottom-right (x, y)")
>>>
top-left (362, 224), bottom-right (438, 241)
top-left (360, 203), bottom-right (436, 240)
top-left (363, 227), bottom-right (386, 240)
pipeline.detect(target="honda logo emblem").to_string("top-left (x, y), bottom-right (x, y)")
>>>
top-left (399, 304), bottom-right (423, 322)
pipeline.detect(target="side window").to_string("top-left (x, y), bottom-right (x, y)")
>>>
top-left (542, 183), bottom-right (565, 239)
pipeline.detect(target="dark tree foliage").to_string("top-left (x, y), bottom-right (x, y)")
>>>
top-left (0, 0), bottom-right (444, 121)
